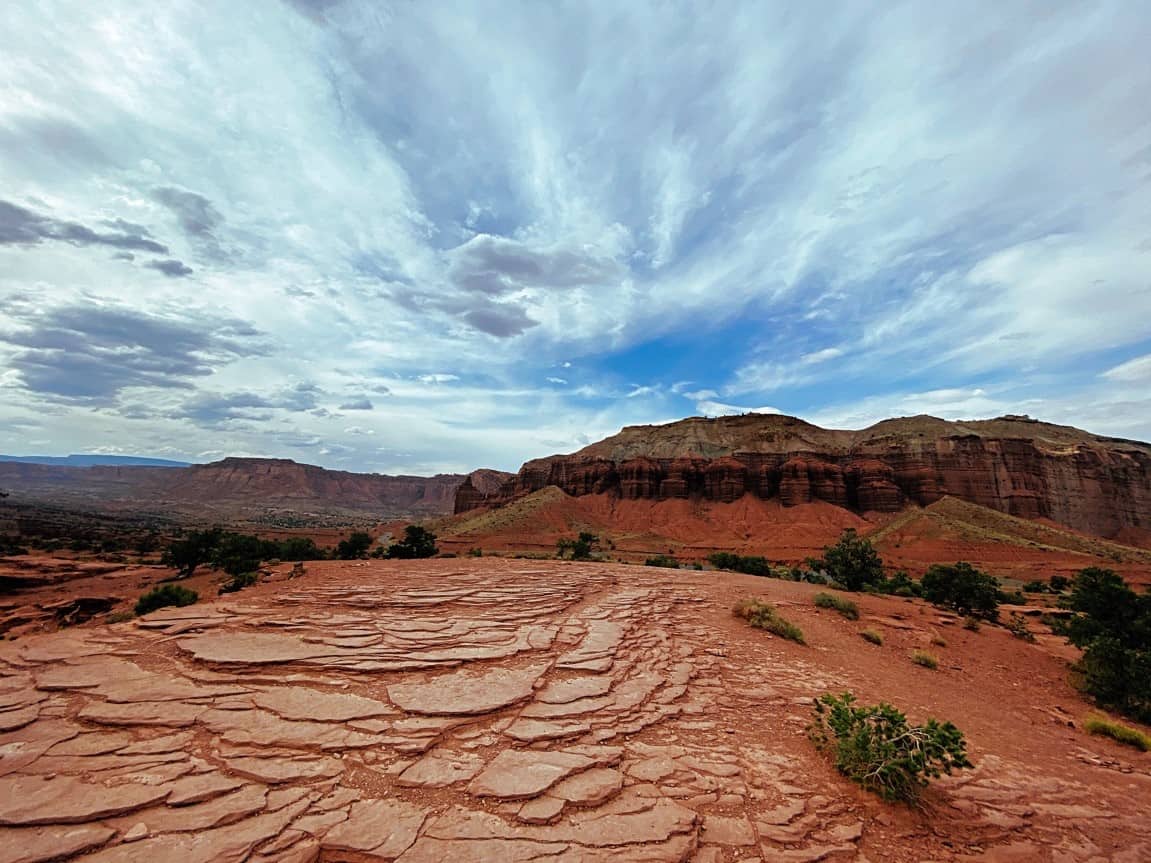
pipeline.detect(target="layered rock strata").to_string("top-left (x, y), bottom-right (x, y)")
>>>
top-left (455, 414), bottom-right (1151, 538)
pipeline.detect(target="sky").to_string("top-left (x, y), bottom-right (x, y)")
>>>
top-left (1, 1), bottom-right (1150, 475)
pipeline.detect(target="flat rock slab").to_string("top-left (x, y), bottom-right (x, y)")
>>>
top-left (397, 751), bottom-right (486, 788)
top-left (0, 825), bottom-right (116, 863)
top-left (0, 775), bottom-right (171, 826)
top-left (253, 687), bottom-right (396, 721)
top-left (323, 799), bottom-right (427, 856)
top-left (176, 632), bottom-right (336, 665)
top-left (468, 750), bottom-right (595, 799)
top-left (388, 662), bottom-right (547, 715)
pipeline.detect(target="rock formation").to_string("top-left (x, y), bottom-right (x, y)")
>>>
top-left (0, 460), bottom-right (511, 522)
top-left (455, 414), bottom-right (1151, 540)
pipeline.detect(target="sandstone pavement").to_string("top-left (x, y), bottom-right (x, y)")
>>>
top-left (0, 558), bottom-right (1148, 862)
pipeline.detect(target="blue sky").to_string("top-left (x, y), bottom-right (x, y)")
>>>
top-left (1, 1), bottom-right (1150, 474)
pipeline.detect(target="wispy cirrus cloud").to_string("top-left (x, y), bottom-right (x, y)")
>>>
top-left (0, 1), bottom-right (1148, 471)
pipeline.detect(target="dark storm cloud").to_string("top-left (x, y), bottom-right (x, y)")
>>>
top-left (0, 199), bottom-right (168, 254)
top-left (1, 304), bottom-right (266, 403)
top-left (170, 383), bottom-right (324, 428)
top-left (461, 304), bottom-right (539, 338)
top-left (448, 234), bottom-right (623, 296)
top-left (171, 391), bottom-right (274, 426)
top-left (150, 186), bottom-right (226, 257)
top-left (145, 258), bottom-right (194, 277)
top-left (338, 397), bottom-right (373, 410)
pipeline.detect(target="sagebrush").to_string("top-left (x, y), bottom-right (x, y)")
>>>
top-left (135, 584), bottom-right (198, 616)
top-left (733, 598), bottom-right (805, 644)
top-left (814, 592), bottom-right (860, 620)
top-left (809, 692), bottom-right (971, 803)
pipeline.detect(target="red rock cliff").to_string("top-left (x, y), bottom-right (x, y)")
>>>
top-left (454, 414), bottom-right (1151, 539)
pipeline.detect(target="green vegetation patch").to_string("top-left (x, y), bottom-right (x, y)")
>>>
top-left (911, 650), bottom-right (939, 670)
top-left (135, 584), bottom-right (198, 616)
top-left (809, 692), bottom-right (972, 803)
top-left (813, 592), bottom-right (860, 620)
top-left (733, 598), bottom-right (805, 644)
top-left (1083, 715), bottom-right (1151, 752)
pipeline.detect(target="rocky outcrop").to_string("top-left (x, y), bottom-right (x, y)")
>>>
top-left (455, 414), bottom-right (1151, 539)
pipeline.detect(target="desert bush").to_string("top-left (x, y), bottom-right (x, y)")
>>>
top-left (1061, 567), bottom-right (1151, 723)
top-left (809, 529), bottom-right (884, 592)
top-left (135, 584), bottom-right (198, 616)
top-left (556, 532), bottom-right (598, 561)
top-left (875, 570), bottom-right (922, 597)
top-left (963, 616), bottom-right (981, 632)
top-left (1049, 575), bottom-right (1071, 593)
top-left (860, 628), bottom-right (884, 645)
top-left (219, 570), bottom-right (258, 594)
top-left (930, 634), bottom-right (947, 647)
top-left (1083, 715), bottom-right (1151, 752)
top-left (911, 650), bottom-right (939, 669)
top-left (106, 609), bottom-right (135, 624)
top-left (335, 531), bottom-right (374, 560)
top-left (733, 598), bottom-right (805, 644)
top-left (467, 547), bottom-right (483, 557)
top-left (161, 527), bottom-right (224, 577)
top-left (1006, 613), bottom-right (1036, 642)
top-left (708, 552), bottom-right (773, 577)
top-left (387, 525), bottom-right (439, 559)
top-left (645, 554), bottom-right (680, 568)
top-left (808, 692), bottom-right (971, 802)
top-left (814, 592), bottom-right (860, 621)
top-left (921, 562), bottom-right (1000, 620)
top-left (1024, 580), bottom-right (1051, 594)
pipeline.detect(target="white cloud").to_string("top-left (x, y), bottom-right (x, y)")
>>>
top-left (1102, 354), bottom-right (1151, 383)
top-left (1, 1), bottom-right (1149, 471)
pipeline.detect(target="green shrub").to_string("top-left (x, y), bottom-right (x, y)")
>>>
top-left (387, 525), bottom-right (439, 559)
top-left (1083, 715), bottom-right (1151, 752)
top-left (1023, 580), bottom-right (1050, 594)
top-left (860, 628), bottom-right (884, 645)
top-left (135, 584), bottom-right (199, 616)
top-left (809, 529), bottom-right (884, 591)
top-left (1062, 567), bottom-right (1151, 723)
top-left (1006, 613), bottom-right (1036, 642)
top-left (921, 562), bottom-right (1000, 620)
top-left (930, 634), bottom-right (947, 647)
top-left (557, 532), bottom-right (598, 561)
top-left (911, 650), bottom-right (939, 669)
top-left (220, 570), bottom-right (258, 594)
top-left (1049, 575), bottom-right (1071, 593)
top-left (336, 531), bottom-right (374, 560)
top-left (708, 552), bottom-right (773, 577)
top-left (813, 592), bottom-right (860, 621)
top-left (876, 570), bottom-right (922, 597)
top-left (467, 547), bottom-right (483, 557)
top-left (645, 554), bottom-right (680, 568)
top-left (963, 616), bottom-right (981, 632)
top-left (106, 610), bottom-right (135, 624)
top-left (809, 692), bottom-right (972, 802)
top-left (733, 598), bottom-right (805, 644)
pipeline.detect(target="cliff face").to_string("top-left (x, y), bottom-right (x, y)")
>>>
top-left (454, 415), bottom-right (1151, 539)
top-left (0, 458), bottom-right (481, 521)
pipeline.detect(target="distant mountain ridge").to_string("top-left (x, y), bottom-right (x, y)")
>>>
top-left (454, 413), bottom-right (1151, 541)
top-left (0, 457), bottom-right (512, 524)
top-left (0, 454), bottom-right (192, 468)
